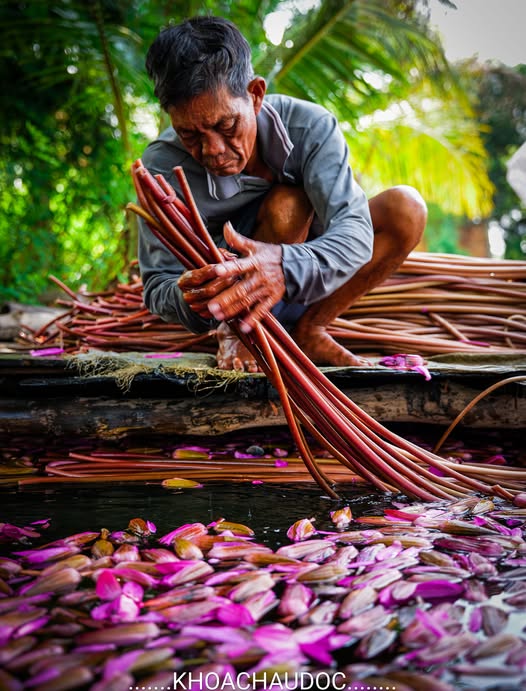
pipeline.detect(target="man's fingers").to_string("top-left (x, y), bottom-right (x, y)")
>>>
top-left (208, 273), bottom-right (262, 321)
top-left (181, 275), bottom-right (236, 304)
top-left (178, 265), bottom-right (218, 289)
top-left (238, 297), bottom-right (274, 333)
top-left (223, 221), bottom-right (257, 255)
top-left (214, 254), bottom-right (257, 279)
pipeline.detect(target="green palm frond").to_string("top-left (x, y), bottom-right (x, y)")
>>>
top-left (250, 0), bottom-right (491, 218)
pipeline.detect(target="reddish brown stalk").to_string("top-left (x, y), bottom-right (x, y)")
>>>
top-left (121, 160), bottom-right (525, 500)
top-left (263, 320), bottom-right (469, 500)
top-left (174, 166), bottom-right (223, 264)
top-left (155, 174), bottom-right (194, 225)
top-left (252, 323), bottom-right (338, 498)
top-left (140, 184), bottom-right (208, 269)
top-left (48, 274), bottom-right (80, 301)
top-left (265, 315), bottom-right (505, 496)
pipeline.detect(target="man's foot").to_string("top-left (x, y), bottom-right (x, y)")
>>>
top-left (216, 321), bottom-right (261, 372)
top-left (291, 323), bottom-right (372, 367)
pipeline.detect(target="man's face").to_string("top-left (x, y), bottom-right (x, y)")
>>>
top-left (168, 80), bottom-right (265, 177)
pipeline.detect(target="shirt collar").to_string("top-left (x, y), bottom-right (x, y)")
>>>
top-left (206, 99), bottom-right (294, 200)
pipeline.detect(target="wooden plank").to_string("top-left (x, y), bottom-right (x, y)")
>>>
top-left (1, 377), bottom-right (524, 439)
top-left (1, 352), bottom-right (525, 438)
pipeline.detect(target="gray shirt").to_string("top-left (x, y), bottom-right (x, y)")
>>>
top-left (138, 94), bottom-right (373, 333)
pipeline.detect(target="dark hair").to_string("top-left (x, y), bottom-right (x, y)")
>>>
top-left (146, 16), bottom-right (254, 111)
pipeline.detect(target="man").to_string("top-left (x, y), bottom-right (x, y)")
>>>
top-left (139, 15), bottom-right (427, 371)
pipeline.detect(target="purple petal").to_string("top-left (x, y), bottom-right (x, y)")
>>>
top-left (14, 545), bottom-right (79, 563)
top-left (103, 650), bottom-right (142, 679)
top-left (30, 347), bottom-right (64, 357)
top-left (14, 615), bottom-right (50, 637)
top-left (413, 580), bottom-right (464, 601)
top-left (144, 352), bottom-right (182, 358)
top-left (0, 524), bottom-right (41, 541)
top-left (91, 601), bottom-right (116, 621)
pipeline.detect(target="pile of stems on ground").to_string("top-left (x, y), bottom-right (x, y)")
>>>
top-left (19, 251), bottom-right (526, 360)
top-left (123, 160), bottom-right (525, 502)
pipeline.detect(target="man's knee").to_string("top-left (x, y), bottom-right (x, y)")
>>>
top-left (370, 185), bottom-right (427, 252)
top-left (254, 184), bottom-right (314, 244)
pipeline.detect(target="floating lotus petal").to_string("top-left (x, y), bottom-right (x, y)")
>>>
top-left (211, 520), bottom-right (255, 537)
top-left (158, 523), bottom-right (207, 546)
top-left (330, 506), bottom-right (353, 529)
top-left (286, 518), bottom-right (316, 542)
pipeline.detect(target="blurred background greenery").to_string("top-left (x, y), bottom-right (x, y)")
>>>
top-left (1, 0), bottom-right (524, 303)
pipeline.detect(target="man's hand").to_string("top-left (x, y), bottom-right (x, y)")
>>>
top-left (207, 223), bottom-right (286, 333)
top-left (178, 247), bottom-right (237, 319)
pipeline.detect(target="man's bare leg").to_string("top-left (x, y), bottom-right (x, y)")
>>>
top-left (216, 184), bottom-right (426, 369)
top-left (292, 185), bottom-right (427, 366)
top-left (216, 185), bottom-right (313, 370)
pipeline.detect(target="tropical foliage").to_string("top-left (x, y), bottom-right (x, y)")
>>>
top-left (474, 63), bottom-right (526, 258)
top-left (0, 0), bottom-right (513, 303)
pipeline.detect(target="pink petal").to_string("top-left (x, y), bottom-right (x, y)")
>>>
top-left (216, 602), bottom-right (254, 627)
top-left (412, 364), bottom-right (432, 380)
top-left (253, 624), bottom-right (299, 654)
top-left (122, 581), bottom-right (144, 603)
top-left (95, 570), bottom-right (122, 601)
top-left (158, 523), bottom-right (207, 545)
top-left (30, 518), bottom-right (51, 526)
top-left (299, 639), bottom-right (333, 665)
top-left (111, 568), bottom-right (157, 587)
top-left (114, 594), bottom-right (140, 622)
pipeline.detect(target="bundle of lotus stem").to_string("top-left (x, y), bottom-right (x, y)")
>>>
top-left (334, 256), bottom-right (526, 355)
top-left (127, 161), bottom-right (526, 502)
